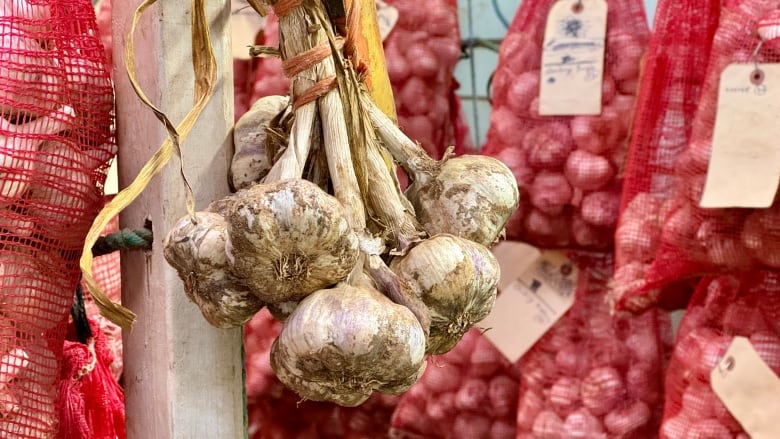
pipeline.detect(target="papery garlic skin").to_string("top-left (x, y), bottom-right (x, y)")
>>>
top-left (163, 212), bottom-right (264, 328)
top-left (225, 178), bottom-right (359, 304)
top-left (270, 284), bottom-right (427, 407)
top-left (231, 95), bottom-right (289, 190)
top-left (390, 234), bottom-right (499, 354)
top-left (407, 156), bottom-right (519, 246)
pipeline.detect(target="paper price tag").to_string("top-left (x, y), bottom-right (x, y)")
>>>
top-left (700, 63), bottom-right (780, 208)
top-left (375, 0), bottom-right (399, 42)
top-left (538, 0), bottom-right (607, 116)
top-left (231, 0), bottom-right (265, 60)
top-left (711, 336), bottom-right (780, 439)
top-left (480, 249), bottom-right (577, 363)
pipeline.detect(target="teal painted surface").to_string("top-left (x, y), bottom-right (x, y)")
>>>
top-left (455, 0), bottom-right (659, 147)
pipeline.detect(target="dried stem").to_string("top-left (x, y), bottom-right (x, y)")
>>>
top-left (365, 253), bottom-right (431, 337)
top-left (362, 96), bottom-right (442, 183)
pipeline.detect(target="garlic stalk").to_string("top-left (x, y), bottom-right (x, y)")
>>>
top-left (163, 211), bottom-right (264, 328)
top-left (364, 97), bottom-right (520, 246)
top-left (390, 234), bottom-right (500, 354)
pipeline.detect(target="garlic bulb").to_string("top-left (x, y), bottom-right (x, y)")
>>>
top-left (390, 234), bottom-right (499, 354)
top-left (270, 283), bottom-right (427, 406)
top-left (366, 97), bottom-right (519, 246)
top-left (231, 95), bottom-right (289, 190)
top-left (163, 212), bottom-right (264, 328)
top-left (225, 178), bottom-right (359, 304)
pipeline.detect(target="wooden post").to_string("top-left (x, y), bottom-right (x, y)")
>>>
top-left (112, 0), bottom-right (246, 438)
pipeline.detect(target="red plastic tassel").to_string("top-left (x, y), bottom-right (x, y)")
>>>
top-left (58, 320), bottom-right (125, 439)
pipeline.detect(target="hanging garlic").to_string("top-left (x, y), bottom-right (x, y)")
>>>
top-left (364, 96), bottom-right (519, 246)
top-left (390, 234), bottom-right (499, 354)
top-left (231, 95), bottom-right (289, 190)
top-left (270, 283), bottom-right (427, 407)
top-left (163, 211), bottom-right (264, 328)
top-left (225, 178), bottom-right (359, 304)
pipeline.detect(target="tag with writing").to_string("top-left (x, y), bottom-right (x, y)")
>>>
top-left (480, 249), bottom-right (577, 363)
top-left (231, 0), bottom-right (265, 60)
top-left (700, 63), bottom-right (780, 208)
top-left (710, 336), bottom-right (780, 439)
top-left (538, 0), bottom-right (607, 116)
top-left (375, 0), bottom-right (399, 42)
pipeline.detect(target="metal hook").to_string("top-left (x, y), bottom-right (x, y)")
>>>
top-left (752, 39), bottom-right (764, 71)
top-left (572, 0), bottom-right (584, 13)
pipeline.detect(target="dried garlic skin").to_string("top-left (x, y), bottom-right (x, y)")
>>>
top-left (163, 212), bottom-right (264, 328)
top-left (391, 234), bottom-right (499, 354)
top-left (225, 178), bottom-right (359, 304)
top-left (408, 155), bottom-right (519, 246)
top-left (230, 95), bottom-right (289, 190)
top-left (270, 284), bottom-right (427, 407)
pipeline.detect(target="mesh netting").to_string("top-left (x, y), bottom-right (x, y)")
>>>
top-left (609, 0), bottom-right (721, 313)
top-left (514, 252), bottom-right (670, 438)
top-left (659, 272), bottom-right (780, 438)
top-left (245, 309), bottom-right (399, 439)
top-left (233, 3), bottom-right (473, 159)
top-left (644, 0), bottom-right (780, 288)
top-left (0, 0), bottom-right (115, 436)
top-left (481, 0), bottom-right (648, 250)
top-left (81, 210), bottom-right (122, 380)
top-left (388, 328), bottom-right (519, 439)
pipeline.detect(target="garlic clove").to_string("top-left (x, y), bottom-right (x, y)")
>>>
top-left (225, 178), bottom-right (360, 304)
top-left (390, 234), bottom-right (499, 354)
top-left (163, 211), bottom-right (264, 328)
top-left (270, 284), bottom-right (427, 407)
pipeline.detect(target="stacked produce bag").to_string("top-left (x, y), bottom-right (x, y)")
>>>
top-left (0, 0), bottom-right (117, 436)
top-left (659, 273), bottom-right (780, 438)
top-left (482, 0), bottom-right (646, 250)
top-left (609, 0), bottom-right (721, 312)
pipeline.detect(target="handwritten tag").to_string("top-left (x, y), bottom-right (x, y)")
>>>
top-left (710, 336), bottom-right (780, 439)
top-left (538, 0), bottom-right (607, 116)
top-left (375, 0), bottom-right (399, 42)
top-left (700, 63), bottom-right (780, 208)
top-left (231, 0), bottom-right (265, 60)
top-left (480, 249), bottom-right (577, 363)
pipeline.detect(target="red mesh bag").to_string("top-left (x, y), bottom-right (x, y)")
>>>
top-left (515, 252), bottom-right (670, 438)
top-left (609, 0), bottom-right (720, 312)
top-left (245, 309), bottom-right (399, 439)
top-left (383, 0), bottom-right (470, 160)
top-left (0, 0), bottom-right (115, 436)
top-left (388, 328), bottom-right (519, 439)
top-left (644, 1), bottom-right (780, 288)
top-left (659, 272), bottom-right (780, 438)
top-left (247, 12), bottom-right (289, 109)
top-left (482, 0), bottom-right (648, 250)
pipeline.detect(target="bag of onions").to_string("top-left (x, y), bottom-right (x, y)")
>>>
top-left (164, 0), bottom-right (518, 410)
top-left (388, 328), bottom-right (519, 439)
top-left (482, 0), bottom-right (648, 250)
top-left (0, 0), bottom-right (116, 436)
top-left (659, 272), bottom-right (780, 438)
top-left (609, 0), bottom-right (720, 313)
top-left (643, 1), bottom-right (780, 289)
top-left (245, 309), bottom-right (399, 439)
top-left (515, 252), bottom-right (670, 438)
